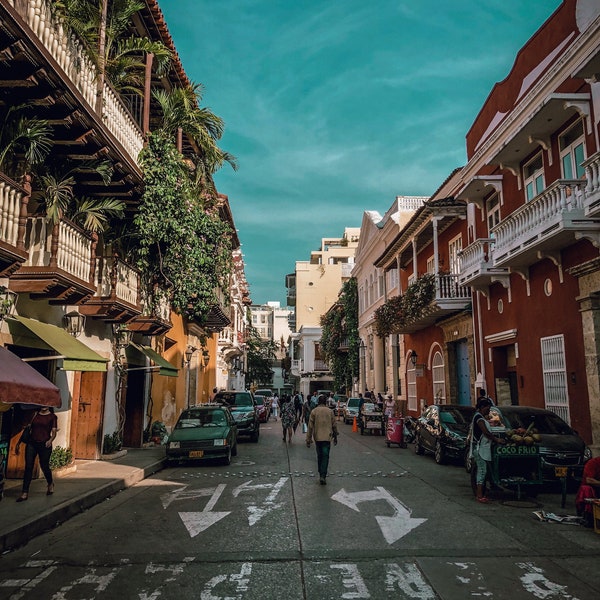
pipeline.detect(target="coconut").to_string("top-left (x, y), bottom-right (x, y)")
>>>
top-left (523, 436), bottom-right (534, 445)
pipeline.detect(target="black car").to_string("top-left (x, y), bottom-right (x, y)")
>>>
top-left (213, 391), bottom-right (260, 442)
top-left (166, 405), bottom-right (238, 465)
top-left (415, 404), bottom-right (475, 464)
top-left (496, 406), bottom-right (592, 483)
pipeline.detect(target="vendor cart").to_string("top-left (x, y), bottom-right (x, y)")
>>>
top-left (491, 443), bottom-right (543, 498)
top-left (385, 416), bottom-right (406, 448)
top-left (359, 406), bottom-right (383, 435)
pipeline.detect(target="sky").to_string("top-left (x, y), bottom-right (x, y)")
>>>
top-left (158, 0), bottom-right (562, 306)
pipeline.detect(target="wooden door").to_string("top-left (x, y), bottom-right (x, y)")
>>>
top-left (71, 371), bottom-right (106, 460)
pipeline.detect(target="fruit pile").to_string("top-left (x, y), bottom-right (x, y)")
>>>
top-left (504, 423), bottom-right (541, 446)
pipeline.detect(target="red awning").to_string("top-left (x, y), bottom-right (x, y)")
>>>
top-left (0, 347), bottom-right (61, 408)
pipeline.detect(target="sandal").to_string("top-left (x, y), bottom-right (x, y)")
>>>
top-left (477, 496), bottom-right (492, 504)
top-left (16, 494), bottom-right (28, 503)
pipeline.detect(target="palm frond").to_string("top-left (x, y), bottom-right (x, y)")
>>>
top-left (71, 196), bottom-right (125, 233)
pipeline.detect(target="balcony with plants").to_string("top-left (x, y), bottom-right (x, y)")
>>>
top-left (375, 272), bottom-right (470, 336)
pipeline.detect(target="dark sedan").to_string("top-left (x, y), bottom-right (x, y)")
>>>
top-left (213, 391), bottom-right (260, 442)
top-left (166, 405), bottom-right (238, 465)
top-left (415, 404), bottom-right (475, 464)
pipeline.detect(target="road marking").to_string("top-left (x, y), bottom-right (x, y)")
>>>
top-left (200, 562), bottom-right (252, 600)
top-left (517, 562), bottom-right (581, 600)
top-left (384, 563), bottom-right (436, 598)
top-left (331, 486), bottom-right (426, 544)
top-left (178, 484), bottom-right (231, 538)
top-left (330, 564), bottom-right (370, 599)
top-left (233, 477), bottom-right (288, 526)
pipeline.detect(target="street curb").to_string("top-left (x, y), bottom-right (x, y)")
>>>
top-left (1, 459), bottom-right (164, 553)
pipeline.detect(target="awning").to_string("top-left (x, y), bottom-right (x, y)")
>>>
top-left (128, 343), bottom-right (178, 377)
top-left (6, 316), bottom-right (108, 372)
top-left (0, 347), bottom-right (61, 408)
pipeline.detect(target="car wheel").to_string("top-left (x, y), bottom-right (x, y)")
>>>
top-left (434, 441), bottom-right (446, 465)
top-left (251, 428), bottom-right (260, 443)
top-left (232, 441), bottom-right (238, 457)
top-left (223, 446), bottom-right (232, 466)
top-left (415, 435), bottom-right (425, 455)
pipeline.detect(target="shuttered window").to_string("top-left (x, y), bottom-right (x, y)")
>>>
top-left (540, 335), bottom-right (570, 424)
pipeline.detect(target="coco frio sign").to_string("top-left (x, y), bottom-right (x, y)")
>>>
top-left (496, 444), bottom-right (539, 456)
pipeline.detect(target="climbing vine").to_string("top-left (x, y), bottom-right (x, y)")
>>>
top-left (320, 278), bottom-right (359, 393)
top-left (134, 131), bottom-right (233, 323)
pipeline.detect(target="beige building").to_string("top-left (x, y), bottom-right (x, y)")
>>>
top-left (287, 228), bottom-right (360, 397)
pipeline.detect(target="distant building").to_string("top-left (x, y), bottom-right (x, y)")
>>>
top-left (286, 228), bottom-right (360, 397)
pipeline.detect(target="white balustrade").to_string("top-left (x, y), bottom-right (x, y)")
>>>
top-left (436, 273), bottom-right (470, 300)
top-left (23, 217), bottom-right (91, 281)
top-left (93, 257), bottom-right (138, 304)
top-left (12, 0), bottom-right (143, 165)
top-left (458, 239), bottom-right (490, 276)
top-left (491, 179), bottom-right (585, 261)
top-left (0, 179), bottom-right (23, 246)
top-left (583, 151), bottom-right (600, 212)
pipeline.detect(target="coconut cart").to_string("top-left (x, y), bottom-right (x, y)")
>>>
top-left (359, 403), bottom-right (383, 435)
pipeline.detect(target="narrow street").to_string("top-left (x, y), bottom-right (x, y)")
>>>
top-left (1, 420), bottom-right (599, 599)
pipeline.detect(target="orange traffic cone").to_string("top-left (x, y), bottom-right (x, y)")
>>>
top-left (352, 416), bottom-right (358, 433)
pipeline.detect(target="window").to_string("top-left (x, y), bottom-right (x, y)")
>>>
top-left (387, 267), bottom-right (399, 292)
top-left (378, 270), bottom-right (385, 298)
top-left (559, 120), bottom-right (585, 180)
top-left (426, 256), bottom-right (435, 274)
top-left (540, 335), bottom-right (571, 424)
top-left (524, 153), bottom-right (545, 201)
top-left (448, 236), bottom-right (462, 275)
top-left (431, 351), bottom-right (446, 401)
top-left (486, 192), bottom-right (501, 236)
top-left (407, 361), bottom-right (417, 412)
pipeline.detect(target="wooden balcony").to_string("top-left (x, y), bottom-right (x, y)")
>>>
top-left (128, 291), bottom-right (172, 336)
top-left (458, 238), bottom-right (509, 292)
top-left (9, 216), bottom-right (96, 304)
top-left (0, 173), bottom-right (28, 276)
top-left (491, 179), bottom-right (600, 269)
top-left (395, 273), bottom-right (471, 334)
top-left (79, 256), bottom-right (141, 323)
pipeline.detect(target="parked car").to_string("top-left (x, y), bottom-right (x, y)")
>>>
top-left (343, 397), bottom-right (362, 424)
top-left (166, 404), bottom-right (238, 465)
top-left (415, 404), bottom-right (475, 464)
top-left (254, 394), bottom-right (270, 423)
top-left (213, 391), bottom-right (260, 442)
top-left (495, 406), bottom-right (592, 483)
top-left (330, 394), bottom-right (348, 415)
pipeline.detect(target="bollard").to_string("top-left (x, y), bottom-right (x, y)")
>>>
top-left (352, 416), bottom-right (358, 433)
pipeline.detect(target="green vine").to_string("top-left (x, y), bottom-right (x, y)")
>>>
top-left (133, 131), bottom-right (233, 323)
top-left (374, 273), bottom-right (436, 337)
top-left (320, 278), bottom-right (359, 393)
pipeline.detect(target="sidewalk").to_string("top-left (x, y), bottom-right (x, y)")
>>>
top-left (0, 446), bottom-right (166, 553)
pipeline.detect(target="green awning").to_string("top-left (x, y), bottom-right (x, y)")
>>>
top-left (128, 343), bottom-right (178, 377)
top-left (6, 316), bottom-right (108, 372)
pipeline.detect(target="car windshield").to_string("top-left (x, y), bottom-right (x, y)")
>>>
top-left (439, 407), bottom-right (473, 432)
top-left (347, 398), bottom-right (361, 407)
top-left (255, 396), bottom-right (265, 406)
top-left (176, 410), bottom-right (227, 428)
top-left (215, 392), bottom-right (253, 407)
top-left (501, 410), bottom-right (573, 435)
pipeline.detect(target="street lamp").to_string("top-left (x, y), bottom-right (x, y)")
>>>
top-left (0, 285), bottom-right (18, 321)
top-left (410, 350), bottom-right (418, 366)
top-left (63, 311), bottom-right (86, 338)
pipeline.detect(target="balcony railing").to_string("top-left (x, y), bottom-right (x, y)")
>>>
top-left (94, 256), bottom-right (139, 306)
top-left (314, 359), bottom-right (329, 371)
top-left (491, 179), bottom-right (591, 268)
top-left (10, 0), bottom-right (143, 165)
top-left (218, 327), bottom-right (235, 345)
top-left (458, 238), bottom-right (509, 289)
top-left (583, 151), bottom-right (600, 217)
top-left (0, 174), bottom-right (29, 275)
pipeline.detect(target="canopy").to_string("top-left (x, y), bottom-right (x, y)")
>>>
top-left (6, 316), bottom-right (108, 372)
top-left (0, 346), bottom-right (61, 408)
top-left (128, 343), bottom-right (179, 377)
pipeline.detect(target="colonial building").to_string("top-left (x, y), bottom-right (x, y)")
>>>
top-left (287, 228), bottom-right (360, 397)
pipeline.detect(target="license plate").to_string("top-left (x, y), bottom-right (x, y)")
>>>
top-left (189, 450), bottom-right (204, 458)
top-left (555, 466), bottom-right (568, 478)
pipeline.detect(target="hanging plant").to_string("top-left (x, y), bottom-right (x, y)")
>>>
top-left (134, 131), bottom-right (233, 323)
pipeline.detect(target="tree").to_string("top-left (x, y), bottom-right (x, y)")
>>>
top-left (245, 326), bottom-right (277, 386)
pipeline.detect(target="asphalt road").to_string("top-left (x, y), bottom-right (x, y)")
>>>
top-left (1, 417), bottom-right (599, 599)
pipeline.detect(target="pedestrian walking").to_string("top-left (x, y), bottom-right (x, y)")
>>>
top-left (281, 395), bottom-right (296, 443)
top-left (306, 394), bottom-right (338, 485)
top-left (271, 395), bottom-right (279, 421)
top-left (15, 406), bottom-right (58, 502)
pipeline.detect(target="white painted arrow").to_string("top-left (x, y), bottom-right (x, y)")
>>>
top-left (233, 477), bottom-right (288, 526)
top-left (332, 486), bottom-right (426, 544)
top-left (175, 484), bottom-right (231, 538)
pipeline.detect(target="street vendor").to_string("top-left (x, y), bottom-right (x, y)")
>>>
top-left (472, 396), bottom-right (506, 504)
top-left (576, 456), bottom-right (600, 527)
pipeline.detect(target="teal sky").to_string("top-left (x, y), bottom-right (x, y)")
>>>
top-left (159, 0), bottom-right (562, 306)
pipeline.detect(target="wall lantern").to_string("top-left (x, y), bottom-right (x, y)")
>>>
top-left (183, 346), bottom-right (197, 367)
top-left (112, 323), bottom-right (132, 350)
top-left (63, 311), bottom-right (86, 338)
top-left (410, 350), bottom-right (418, 366)
top-left (0, 285), bottom-right (18, 321)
